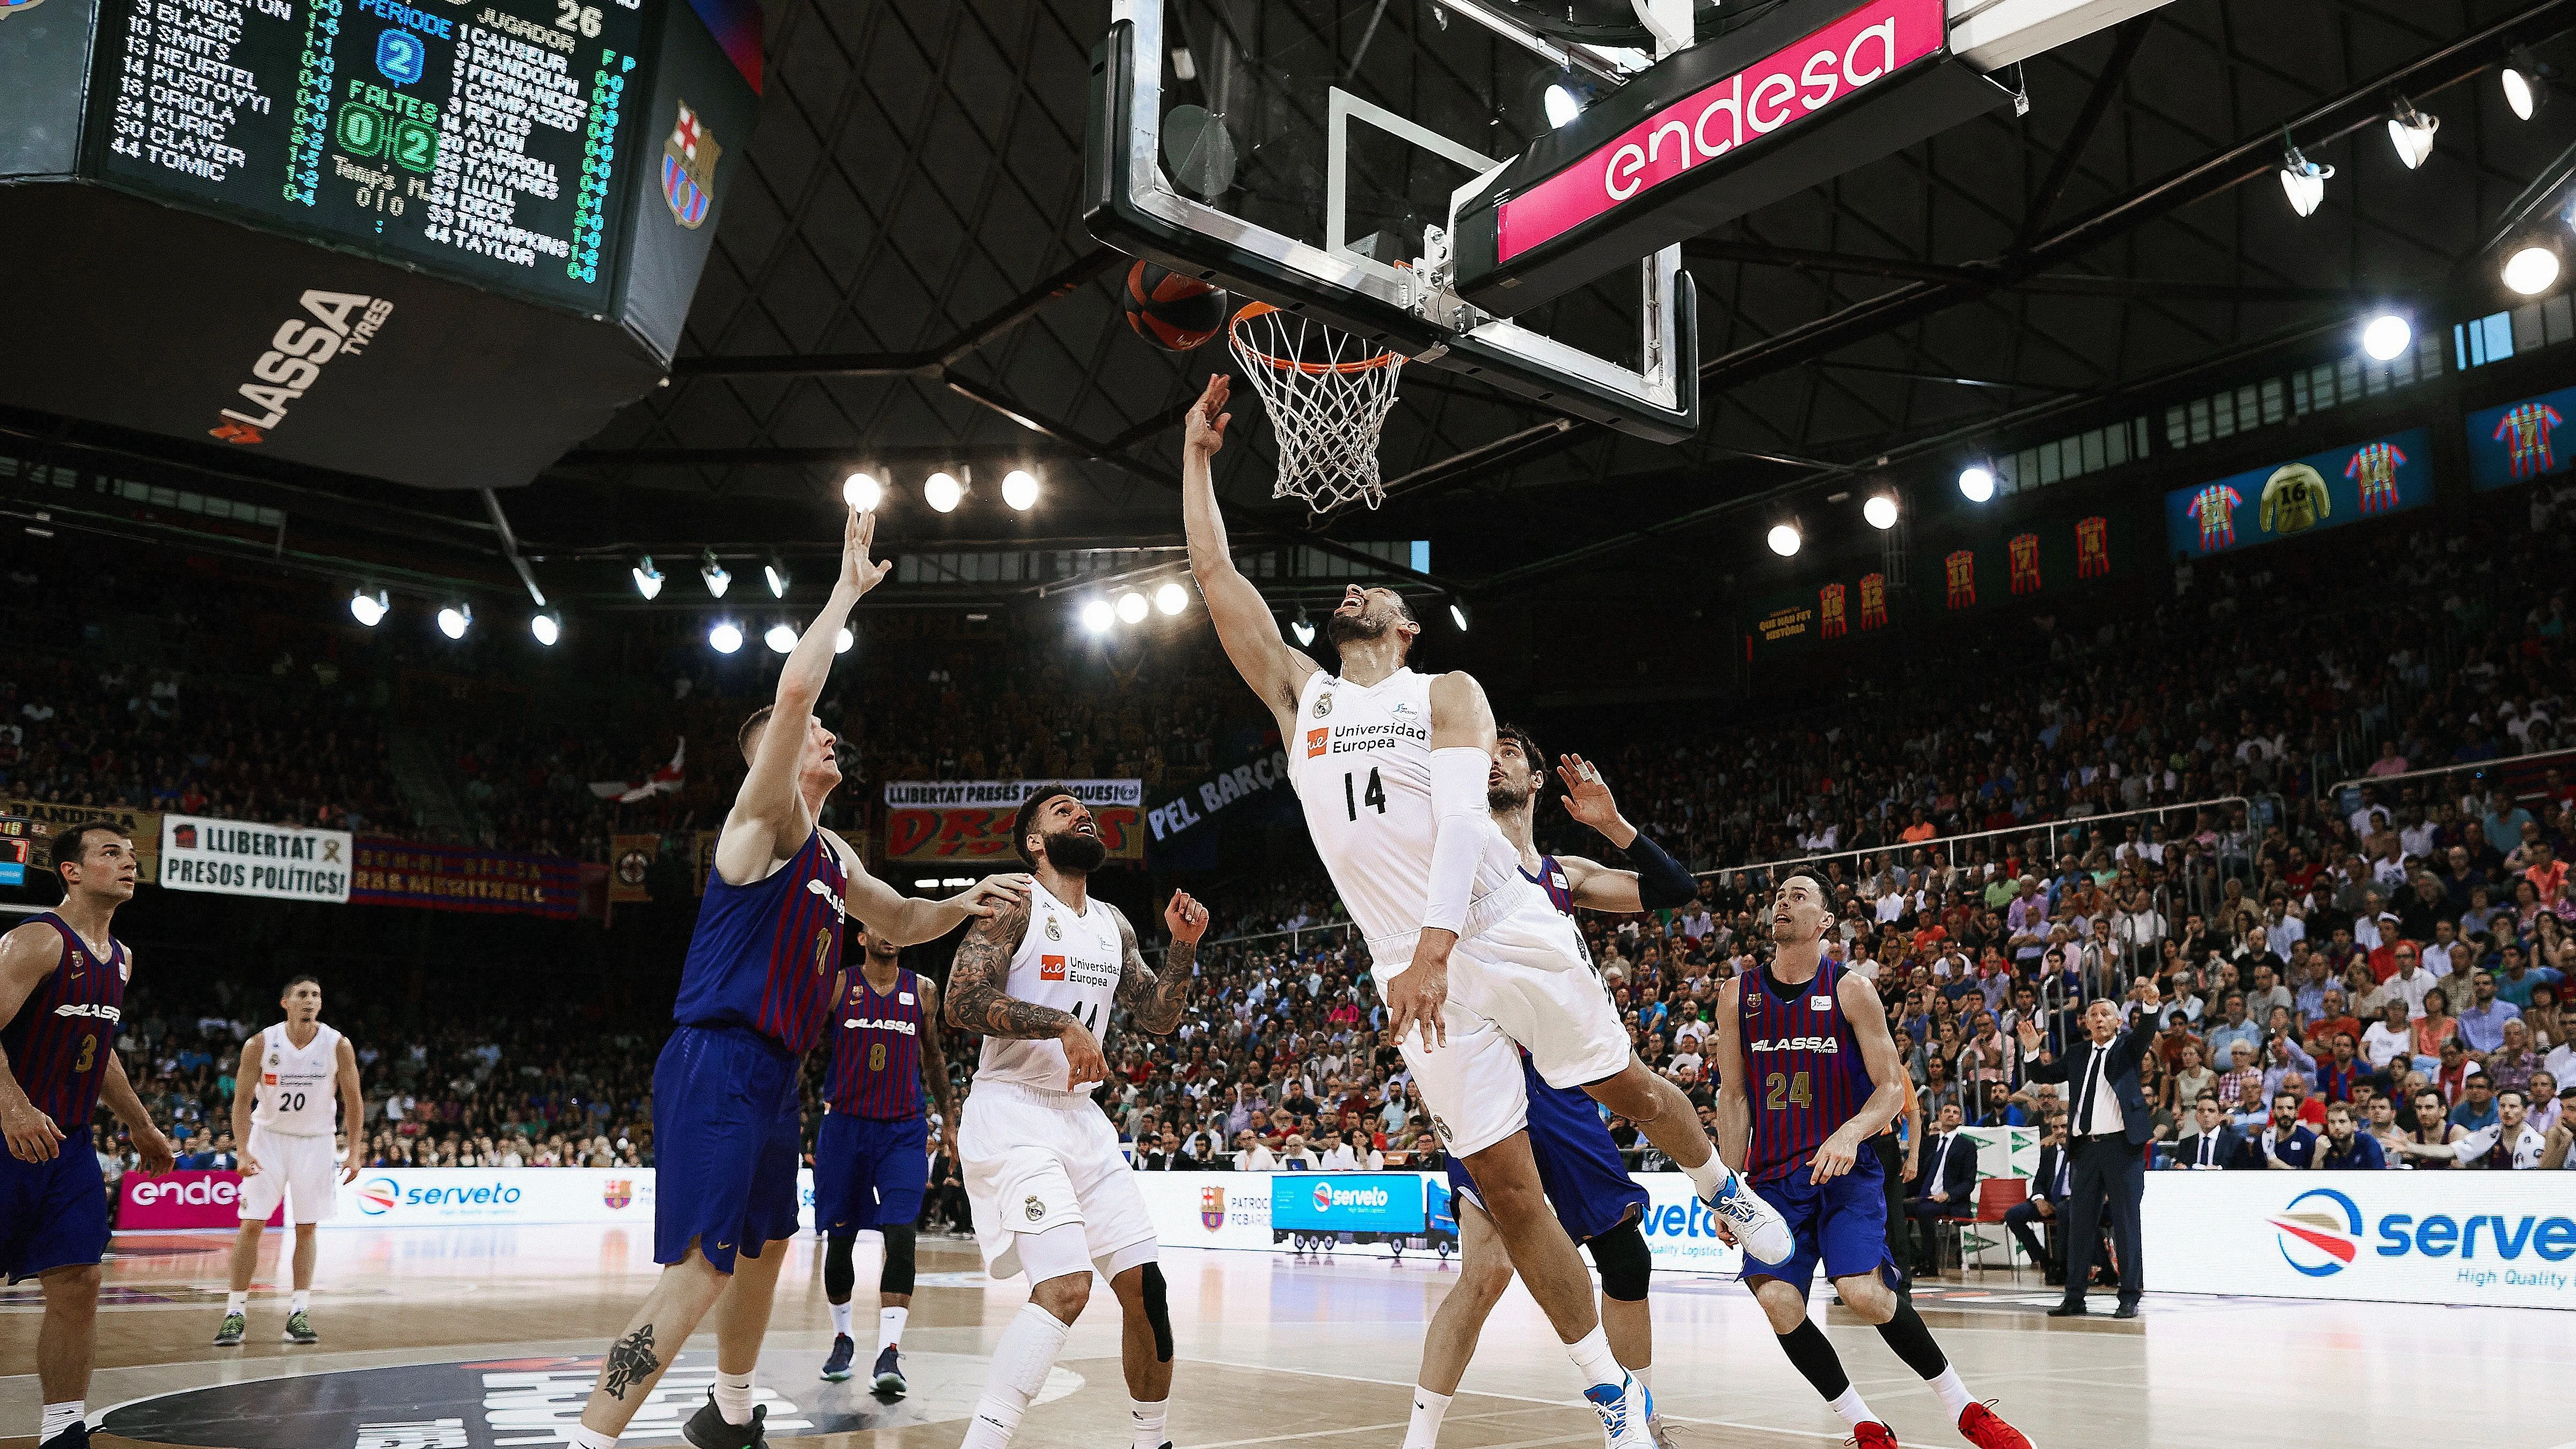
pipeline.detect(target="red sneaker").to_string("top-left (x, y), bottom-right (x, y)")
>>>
top-left (1850, 1424), bottom-right (1899, 1449)
top-left (1957, 1401), bottom-right (2033, 1449)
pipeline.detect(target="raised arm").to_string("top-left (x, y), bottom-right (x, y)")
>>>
top-left (1553, 754), bottom-right (1696, 914)
top-left (943, 895), bottom-right (1106, 1088)
top-left (0, 923), bottom-right (68, 1163)
top-left (713, 507), bottom-right (888, 887)
top-left (1181, 374), bottom-right (1320, 729)
top-left (1111, 892), bottom-right (1210, 1037)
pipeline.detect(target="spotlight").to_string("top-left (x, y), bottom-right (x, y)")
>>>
top-left (1290, 607), bottom-right (1315, 646)
top-left (2504, 46), bottom-right (2549, 121)
top-left (1958, 465), bottom-right (1996, 503)
top-left (764, 622), bottom-right (797, 653)
top-left (1765, 523), bottom-right (1801, 557)
top-left (436, 602), bottom-right (472, 640)
top-left (843, 470), bottom-right (882, 510)
top-left (1082, 599), bottom-right (1115, 634)
top-left (924, 471), bottom-right (963, 513)
top-left (2504, 245), bottom-right (2560, 296)
top-left (764, 559), bottom-right (790, 598)
top-left (349, 588), bottom-right (388, 627)
top-left (834, 627), bottom-right (855, 654)
top-left (1115, 590), bottom-right (1149, 624)
top-left (1155, 581), bottom-right (1188, 616)
top-left (1002, 469), bottom-right (1040, 511)
top-left (700, 551), bottom-right (731, 598)
top-left (1863, 494), bottom-right (1899, 530)
top-left (708, 620), bottom-right (744, 654)
top-left (2362, 312), bottom-right (2412, 361)
top-left (2387, 97), bottom-right (2438, 170)
top-left (632, 556), bottom-right (664, 600)
top-left (1544, 82), bottom-right (1582, 128)
top-left (530, 610), bottom-right (561, 646)
top-left (1448, 600), bottom-right (1470, 632)
top-left (2279, 135), bottom-right (2333, 218)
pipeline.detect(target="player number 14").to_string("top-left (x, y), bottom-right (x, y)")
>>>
top-left (1342, 768), bottom-right (1385, 822)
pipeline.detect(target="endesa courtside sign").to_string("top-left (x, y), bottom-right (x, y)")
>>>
top-left (119, 1171), bottom-right (282, 1230)
top-left (2144, 1174), bottom-right (2576, 1308)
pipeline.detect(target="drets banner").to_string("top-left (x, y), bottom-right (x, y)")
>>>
top-left (881, 780), bottom-right (1144, 863)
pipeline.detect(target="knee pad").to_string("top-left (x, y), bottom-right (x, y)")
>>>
top-left (824, 1230), bottom-right (857, 1304)
top-left (880, 1224), bottom-right (917, 1297)
top-left (1138, 1262), bottom-right (1174, 1363)
top-left (1587, 1220), bottom-right (1652, 1302)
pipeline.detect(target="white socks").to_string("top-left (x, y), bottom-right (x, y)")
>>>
top-left (960, 1302), bottom-right (1075, 1449)
top-left (1630, 1364), bottom-right (1652, 1394)
top-left (830, 1301), bottom-right (853, 1338)
top-left (881, 1305), bottom-right (909, 1349)
top-left (1130, 1396), bottom-right (1169, 1449)
top-left (1681, 1153), bottom-right (1734, 1201)
top-left (39, 1403), bottom-right (81, 1443)
top-left (1564, 1326), bottom-right (1623, 1392)
top-left (1827, 1386), bottom-right (1878, 1430)
top-left (1930, 1365), bottom-right (1975, 1417)
top-left (224, 1291), bottom-right (247, 1315)
top-left (290, 1289), bottom-right (311, 1314)
top-left (566, 1426), bottom-right (618, 1449)
top-left (1403, 1386), bottom-right (1454, 1449)
top-left (713, 1368), bottom-right (756, 1426)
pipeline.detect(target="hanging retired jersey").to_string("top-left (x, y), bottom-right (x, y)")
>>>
top-left (826, 969), bottom-right (924, 1119)
top-left (976, 882), bottom-right (1122, 1092)
top-left (673, 828), bottom-right (848, 1054)
top-left (1739, 958), bottom-right (1877, 1185)
top-left (0, 913), bottom-right (128, 1131)
top-left (251, 1022), bottom-right (342, 1134)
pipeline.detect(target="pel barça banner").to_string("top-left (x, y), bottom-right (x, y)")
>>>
top-left (2163, 428), bottom-right (2431, 560)
top-left (881, 780), bottom-right (1144, 864)
top-left (158, 814), bottom-right (352, 904)
top-left (2464, 383), bottom-right (2576, 491)
top-left (2142, 1171), bottom-right (2576, 1308)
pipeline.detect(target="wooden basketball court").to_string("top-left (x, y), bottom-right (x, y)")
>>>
top-left (1, 1224), bottom-right (2559, 1448)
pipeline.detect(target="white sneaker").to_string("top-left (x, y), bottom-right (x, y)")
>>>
top-left (1583, 1371), bottom-right (1654, 1449)
top-left (1703, 1172), bottom-right (1794, 1264)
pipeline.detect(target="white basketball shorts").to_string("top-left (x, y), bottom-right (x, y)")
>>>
top-left (960, 1077), bottom-right (1157, 1281)
top-left (238, 1126), bottom-right (340, 1225)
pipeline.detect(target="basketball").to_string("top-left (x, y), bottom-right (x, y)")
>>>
top-left (1124, 260), bottom-right (1230, 351)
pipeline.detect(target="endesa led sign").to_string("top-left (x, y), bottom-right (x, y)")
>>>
top-left (1494, 0), bottom-right (1943, 264)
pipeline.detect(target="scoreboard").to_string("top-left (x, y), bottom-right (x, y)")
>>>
top-left (90, 0), bottom-right (650, 314)
top-left (0, 819), bottom-right (34, 891)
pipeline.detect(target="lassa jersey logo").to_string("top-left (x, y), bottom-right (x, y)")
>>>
top-left (210, 290), bottom-right (395, 444)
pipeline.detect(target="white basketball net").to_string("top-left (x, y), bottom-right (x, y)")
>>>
top-left (1228, 303), bottom-right (1405, 512)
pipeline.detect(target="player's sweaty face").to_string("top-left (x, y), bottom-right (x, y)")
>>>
top-left (1770, 883), bottom-right (1826, 941)
top-left (1487, 739), bottom-right (1534, 802)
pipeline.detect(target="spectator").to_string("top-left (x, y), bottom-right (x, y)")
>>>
top-left (2315, 1101), bottom-right (2386, 1169)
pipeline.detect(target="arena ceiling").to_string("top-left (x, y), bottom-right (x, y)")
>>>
top-left (21, 0), bottom-right (2576, 611)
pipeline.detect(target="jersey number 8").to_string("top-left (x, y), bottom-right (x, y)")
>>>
top-left (867, 1042), bottom-right (887, 1072)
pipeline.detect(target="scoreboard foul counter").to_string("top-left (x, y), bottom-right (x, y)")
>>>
top-left (0, 0), bottom-right (760, 487)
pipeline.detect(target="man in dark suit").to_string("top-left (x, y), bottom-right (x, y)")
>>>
top-left (2174, 1094), bottom-right (2248, 1171)
top-left (2003, 1116), bottom-right (2070, 1284)
top-left (1902, 1102), bottom-right (1979, 1273)
top-left (2017, 980), bottom-right (2168, 1318)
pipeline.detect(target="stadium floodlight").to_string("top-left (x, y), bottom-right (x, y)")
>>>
top-left (834, 627), bottom-right (854, 654)
top-left (1290, 607), bottom-right (1315, 645)
top-left (1115, 589), bottom-right (1149, 624)
top-left (700, 551), bottom-right (731, 598)
top-left (1155, 581), bottom-right (1188, 616)
top-left (843, 471), bottom-right (882, 510)
top-left (349, 588), bottom-right (388, 627)
top-left (1544, 82), bottom-right (1582, 128)
top-left (2504, 47), bottom-right (2549, 120)
top-left (2387, 97), bottom-right (2438, 170)
top-left (1958, 465), bottom-right (1996, 503)
top-left (2279, 136), bottom-right (2333, 218)
top-left (632, 556), bottom-right (665, 600)
top-left (764, 559), bottom-right (790, 598)
top-left (529, 610), bottom-right (561, 646)
top-left (1766, 523), bottom-right (1801, 557)
top-left (764, 623), bottom-right (797, 654)
top-left (2362, 312), bottom-right (2412, 362)
top-left (2504, 245), bottom-right (2560, 297)
top-left (708, 620), bottom-right (744, 654)
top-left (1002, 469), bottom-right (1040, 511)
top-left (1863, 494), bottom-right (1900, 530)
top-left (1082, 599), bottom-right (1115, 634)
top-left (1448, 600), bottom-right (1471, 632)
top-left (924, 471), bottom-right (964, 513)
top-left (436, 602), bottom-right (472, 639)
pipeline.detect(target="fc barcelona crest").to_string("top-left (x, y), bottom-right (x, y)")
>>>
top-left (1200, 1185), bottom-right (1227, 1232)
top-left (662, 100), bottom-right (721, 229)
top-left (602, 1178), bottom-right (633, 1210)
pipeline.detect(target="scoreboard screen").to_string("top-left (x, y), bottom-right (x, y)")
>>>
top-left (89, 0), bottom-right (654, 314)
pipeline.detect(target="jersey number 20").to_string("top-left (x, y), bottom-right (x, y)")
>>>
top-left (1342, 768), bottom-right (1385, 821)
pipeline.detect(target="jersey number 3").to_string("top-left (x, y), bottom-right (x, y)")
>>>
top-left (73, 1035), bottom-right (95, 1074)
top-left (1764, 1071), bottom-right (1813, 1112)
top-left (1342, 768), bottom-right (1385, 822)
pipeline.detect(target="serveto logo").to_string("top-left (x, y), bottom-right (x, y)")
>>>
top-left (1312, 1183), bottom-right (1389, 1212)
top-left (2269, 1187), bottom-right (2362, 1277)
top-left (358, 1177), bottom-right (400, 1215)
top-left (210, 290), bottom-right (395, 444)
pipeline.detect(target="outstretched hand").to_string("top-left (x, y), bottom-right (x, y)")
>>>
top-left (1185, 375), bottom-right (1232, 462)
top-left (1555, 753), bottom-right (1623, 835)
top-left (838, 506), bottom-right (893, 599)
top-left (1164, 890), bottom-right (1211, 944)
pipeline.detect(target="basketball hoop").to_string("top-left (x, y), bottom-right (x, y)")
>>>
top-left (1228, 301), bottom-right (1405, 512)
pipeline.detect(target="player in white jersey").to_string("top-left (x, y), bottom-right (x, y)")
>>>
top-left (214, 974), bottom-right (362, 1346)
top-left (944, 786), bottom-right (1209, 1449)
top-left (1181, 375), bottom-right (1786, 1449)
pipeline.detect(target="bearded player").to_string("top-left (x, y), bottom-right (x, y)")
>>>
top-left (1711, 872), bottom-right (2031, 1449)
top-left (813, 923), bottom-right (953, 1396)
top-left (944, 788), bottom-right (1206, 1449)
top-left (0, 821), bottom-right (175, 1449)
top-left (562, 508), bottom-right (1027, 1449)
top-left (213, 974), bottom-right (363, 1347)
top-left (1409, 733), bottom-right (1691, 1449)
top-left (1183, 373), bottom-right (1784, 1449)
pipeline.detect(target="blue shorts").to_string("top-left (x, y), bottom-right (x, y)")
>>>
top-left (653, 1023), bottom-right (802, 1274)
top-left (814, 1111), bottom-right (930, 1233)
top-left (0, 1148), bottom-right (108, 1284)
top-left (1448, 1059), bottom-right (1647, 1243)
top-left (1740, 1158), bottom-right (1898, 1297)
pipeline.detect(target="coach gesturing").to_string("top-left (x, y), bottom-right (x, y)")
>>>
top-left (2016, 981), bottom-right (2166, 1320)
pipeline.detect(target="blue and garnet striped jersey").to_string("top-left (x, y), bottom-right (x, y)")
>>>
top-left (0, 913), bottom-right (128, 1130)
top-left (1522, 853), bottom-right (1595, 964)
top-left (824, 968), bottom-right (924, 1120)
top-left (673, 828), bottom-right (848, 1054)
top-left (1739, 958), bottom-right (1878, 1185)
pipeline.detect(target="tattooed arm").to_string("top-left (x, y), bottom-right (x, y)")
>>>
top-left (1112, 891), bottom-right (1211, 1037)
top-left (944, 895), bottom-right (1107, 1087)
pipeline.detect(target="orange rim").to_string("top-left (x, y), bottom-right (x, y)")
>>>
top-left (1230, 301), bottom-right (1402, 376)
